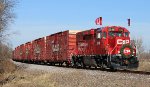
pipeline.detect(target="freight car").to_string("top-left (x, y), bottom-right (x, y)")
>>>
top-left (31, 37), bottom-right (45, 63)
top-left (12, 26), bottom-right (139, 70)
top-left (45, 30), bottom-right (80, 65)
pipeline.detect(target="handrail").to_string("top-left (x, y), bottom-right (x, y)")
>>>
top-left (109, 43), bottom-right (118, 62)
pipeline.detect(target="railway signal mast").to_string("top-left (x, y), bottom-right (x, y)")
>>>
top-left (128, 18), bottom-right (130, 26)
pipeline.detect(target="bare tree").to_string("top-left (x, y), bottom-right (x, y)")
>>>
top-left (0, 0), bottom-right (16, 60)
top-left (0, 0), bottom-right (16, 42)
top-left (133, 37), bottom-right (144, 58)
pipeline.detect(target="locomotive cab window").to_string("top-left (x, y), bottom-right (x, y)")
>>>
top-left (109, 32), bottom-right (115, 37)
top-left (116, 32), bottom-right (123, 37)
top-left (97, 32), bottom-right (101, 39)
top-left (109, 31), bottom-right (123, 37)
top-left (97, 32), bottom-right (106, 39)
top-left (124, 32), bottom-right (129, 37)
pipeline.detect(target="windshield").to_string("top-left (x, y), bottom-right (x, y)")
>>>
top-left (109, 31), bottom-right (123, 37)
top-left (124, 32), bottom-right (129, 37)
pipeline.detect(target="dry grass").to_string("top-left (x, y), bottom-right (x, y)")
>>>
top-left (0, 60), bottom-right (16, 73)
top-left (2, 70), bottom-right (87, 87)
top-left (1, 70), bottom-right (103, 87)
top-left (0, 59), bottom-right (16, 87)
top-left (138, 60), bottom-right (150, 72)
top-left (1, 69), bottom-right (56, 87)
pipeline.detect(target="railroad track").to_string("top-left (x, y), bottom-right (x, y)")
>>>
top-left (117, 70), bottom-right (150, 75)
top-left (50, 64), bottom-right (150, 75)
top-left (53, 64), bottom-right (150, 75)
top-left (14, 61), bottom-right (150, 76)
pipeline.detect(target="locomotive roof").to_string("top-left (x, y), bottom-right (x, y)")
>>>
top-left (50, 30), bottom-right (81, 36)
top-left (77, 26), bottom-right (130, 34)
top-left (97, 26), bottom-right (130, 32)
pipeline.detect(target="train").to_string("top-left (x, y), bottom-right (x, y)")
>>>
top-left (12, 26), bottom-right (139, 70)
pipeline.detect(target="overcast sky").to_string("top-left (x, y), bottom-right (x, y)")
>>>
top-left (10, 0), bottom-right (150, 50)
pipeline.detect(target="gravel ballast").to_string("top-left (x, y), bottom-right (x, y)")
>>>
top-left (8, 61), bottom-right (150, 87)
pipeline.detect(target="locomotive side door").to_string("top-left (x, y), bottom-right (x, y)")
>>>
top-left (96, 31), bottom-right (107, 54)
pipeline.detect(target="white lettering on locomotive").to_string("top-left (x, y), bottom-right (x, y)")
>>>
top-left (124, 49), bottom-right (131, 54)
top-left (97, 41), bottom-right (100, 45)
top-left (117, 39), bottom-right (130, 44)
top-left (78, 43), bottom-right (88, 51)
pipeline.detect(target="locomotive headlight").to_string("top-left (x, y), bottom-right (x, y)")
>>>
top-left (116, 54), bottom-right (121, 56)
top-left (118, 51), bottom-right (120, 53)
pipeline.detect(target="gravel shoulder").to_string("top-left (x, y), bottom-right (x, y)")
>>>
top-left (2, 61), bottom-right (150, 87)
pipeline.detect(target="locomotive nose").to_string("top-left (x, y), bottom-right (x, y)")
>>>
top-left (120, 44), bottom-right (133, 58)
top-left (109, 37), bottom-right (131, 55)
top-left (116, 38), bottom-right (130, 45)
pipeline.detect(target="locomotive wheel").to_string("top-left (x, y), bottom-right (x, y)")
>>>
top-left (71, 56), bottom-right (77, 67)
top-left (100, 62), bottom-right (106, 70)
top-left (120, 44), bottom-right (133, 58)
top-left (88, 66), bottom-right (91, 68)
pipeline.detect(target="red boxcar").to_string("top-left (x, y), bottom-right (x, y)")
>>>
top-left (14, 44), bottom-right (25, 61)
top-left (46, 30), bottom-right (80, 64)
top-left (24, 42), bottom-right (32, 62)
top-left (32, 37), bottom-right (45, 62)
top-left (20, 44), bottom-right (25, 61)
top-left (15, 46), bottom-right (19, 61)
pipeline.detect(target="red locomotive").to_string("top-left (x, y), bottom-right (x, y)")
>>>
top-left (73, 26), bottom-right (138, 69)
top-left (12, 26), bottom-right (139, 70)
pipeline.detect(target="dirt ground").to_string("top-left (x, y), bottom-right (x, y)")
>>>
top-left (0, 60), bottom-right (150, 87)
